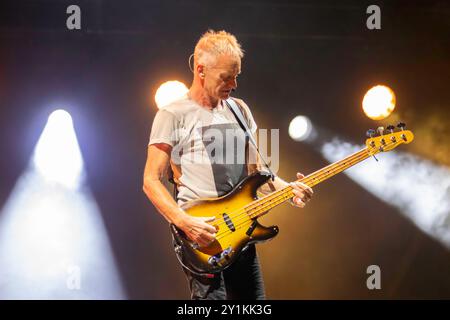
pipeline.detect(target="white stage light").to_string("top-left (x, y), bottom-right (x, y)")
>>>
top-left (321, 138), bottom-right (450, 249)
top-left (289, 116), bottom-right (312, 141)
top-left (0, 110), bottom-right (125, 299)
top-left (33, 110), bottom-right (83, 189)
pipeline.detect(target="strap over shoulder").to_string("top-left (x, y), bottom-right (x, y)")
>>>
top-left (224, 98), bottom-right (275, 181)
top-left (224, 98), bottom-right (257, 147)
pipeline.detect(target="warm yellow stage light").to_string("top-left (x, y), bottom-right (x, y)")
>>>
top-left (362, 85), bottom-right (396, 120)
top-left (154, 80), bottom-right (189, 109)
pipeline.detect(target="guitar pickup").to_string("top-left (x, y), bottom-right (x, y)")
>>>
top-left (222, 213), bottom-right (236, 232)
top-left (246, 220), bottom-right (257, 237)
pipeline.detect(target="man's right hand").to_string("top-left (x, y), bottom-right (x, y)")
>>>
top-left (143, 144), bottom-right (218, 249)
top-left (179, 215), bottom-right (218, 248)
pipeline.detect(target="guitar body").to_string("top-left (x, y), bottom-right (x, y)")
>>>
top-left (171, 171), bottom-right (279, 275)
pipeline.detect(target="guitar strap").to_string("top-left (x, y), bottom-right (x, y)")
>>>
top-left (224, 98), bottom-right (275, 181)
top-left (168, 98), bottom-right (275, 199)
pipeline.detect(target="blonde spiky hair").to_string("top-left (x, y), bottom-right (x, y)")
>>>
top-left (194, 30), bottom-right (244, 67)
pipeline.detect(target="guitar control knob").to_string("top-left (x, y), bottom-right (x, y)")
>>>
top-left (221, 247), bottom-right (232, 260)
top-left (208, 256), bottom-right (220, 266)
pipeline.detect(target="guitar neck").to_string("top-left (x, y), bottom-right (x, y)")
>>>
top-left (246, 147), bottom-right (371, 219)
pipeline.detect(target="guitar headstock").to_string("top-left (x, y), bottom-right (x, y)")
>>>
top-left (365, 122), bottom-right (414, 156)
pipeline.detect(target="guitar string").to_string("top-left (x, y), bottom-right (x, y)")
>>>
top-left (243, 149), bottom-right (367, 213)
top-left (213, 135), bottom-right (402, 241)
top-left (209, 148), bottom-right (367, 238)
top-left (213, 148), bottom-right (372, 241)
top-left (211, 147), bottom-right (373, 240)
top-left (218, 134), bottom-right (402, 232)
top-left (196, 136), bottom-right (400, 242)
top-left (216, 136), bottom-right (402, 240)
top-left (215, 193), bottom-right (294, 239)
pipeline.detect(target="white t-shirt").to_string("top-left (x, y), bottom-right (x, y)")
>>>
top-left (148, 94), bottom-right (258, 204)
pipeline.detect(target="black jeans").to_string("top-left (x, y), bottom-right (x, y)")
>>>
top-left (180, 244), bottom-right (266, 300)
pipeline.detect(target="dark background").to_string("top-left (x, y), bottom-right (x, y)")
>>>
top-left (0, 0), bottom-right (449, 299)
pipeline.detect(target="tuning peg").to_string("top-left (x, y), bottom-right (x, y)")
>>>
top-left (366, 129), bottom-right (376, 138)
top-left (386, 125), bottom-right (395, 133)
top-left (377, 126), bottom-right (385, 136)
top-left (397, 122), bottom-right (406, 130)
top-left (397, 122), bottom-right (408, 141)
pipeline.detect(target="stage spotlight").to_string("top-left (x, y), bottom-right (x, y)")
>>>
top-left (321, 138), bottom-right (450, 249)
top-left (154, 80), bottom-right (188, 109)
top-left (33, 109), bottom-right (83, 190)
top-left (0, 110), bottom-right (125, 299)
top-left (289, 115), bottom-right (312, 141)
top-left (362, 85), bottom-right (396, 120)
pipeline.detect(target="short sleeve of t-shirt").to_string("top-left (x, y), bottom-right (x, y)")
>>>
top-left (148, 109), bottom-right (179, 147)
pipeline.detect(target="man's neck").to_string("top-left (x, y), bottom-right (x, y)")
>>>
top-left (188, 85), bottom-right (220, 110)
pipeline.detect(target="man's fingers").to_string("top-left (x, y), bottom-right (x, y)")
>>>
top-left (290, 182), bottom-right (314, 198)
top-left (196, 239), bottom-right (209, 248)
top-left (293, 190), bottom-right (311, 203)
top-left (290, 177), bottom-right (314, 205)
top-left (291, 181), bottom-right (313, 195)
top-left (296, 172), bottom-right (305, 179)
top-left (293, 197), bottom-right (306, 207)
top-left (200, 232), bottom-right (216, 242)
top-left (190, 228), bottom-right (216, 247)
top-left (200, 216), bottom-right (218, 233)
top-left (292, 189), bottom-right (311, 202)
top-left (197, 232), bottom-right (216, 247)
top-left (300, 182), bottom-right (313, 195)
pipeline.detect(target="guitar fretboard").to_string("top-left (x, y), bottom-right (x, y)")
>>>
top-left (245, 147), bottom-right (370, 219)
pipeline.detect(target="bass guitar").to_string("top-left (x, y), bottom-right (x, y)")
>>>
top-left (171, 123), bottom-right (414, 275)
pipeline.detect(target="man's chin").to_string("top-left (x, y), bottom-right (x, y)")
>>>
top-left (220, 91), bottom-right (231, 99)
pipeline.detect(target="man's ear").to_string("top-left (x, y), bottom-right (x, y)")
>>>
top-left (197, 65), bottom-right (205, 78)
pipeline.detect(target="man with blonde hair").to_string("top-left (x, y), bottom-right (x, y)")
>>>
top-left (143, 30), bottom-right (313, 299)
